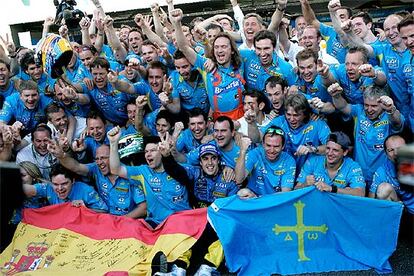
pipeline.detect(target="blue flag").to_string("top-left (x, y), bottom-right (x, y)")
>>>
top-left (208, 187), bottom-right (403, 275)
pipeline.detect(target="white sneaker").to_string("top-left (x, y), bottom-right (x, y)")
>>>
top-left (154, 264), bottom-right (186, 276)
top-left (171, 264), bottom-right (186, 276)
top-left (194, 264), bottom-right (219, 276)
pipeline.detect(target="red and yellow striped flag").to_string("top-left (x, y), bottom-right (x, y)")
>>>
top-left (0, 203), bottom-right (207, 275)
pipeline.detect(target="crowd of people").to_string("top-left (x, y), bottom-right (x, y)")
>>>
top-left (0, 0), bottom-right (413, 274)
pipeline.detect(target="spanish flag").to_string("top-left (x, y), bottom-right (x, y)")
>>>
top-left (0, 203), bottom-right (207, 275)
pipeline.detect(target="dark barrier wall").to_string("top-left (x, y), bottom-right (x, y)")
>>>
top-left (0, 162), bottom-right (24, 252)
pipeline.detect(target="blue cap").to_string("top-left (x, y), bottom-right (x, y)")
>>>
top-left (199, 144), bottom-right (220, 157)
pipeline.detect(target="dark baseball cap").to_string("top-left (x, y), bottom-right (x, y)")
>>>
top-left (328, 131), bottom-right (351, 150)
top-left (199, 144), bottom-right (220, 157)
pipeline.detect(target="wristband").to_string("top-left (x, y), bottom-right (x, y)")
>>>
top-left (308, 145), bottom-right (318, 154)
top-left (331, 185), bottom-right (338, 193)
top-left (386, 106), bottom-right (397, 115)
top-left (277, 6), bottom-right (286, 12)
top-left (372, 70), bottom-right (379, 80)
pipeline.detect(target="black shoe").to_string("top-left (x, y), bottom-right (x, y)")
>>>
top-left (151, 251), bottom-right (168, 275)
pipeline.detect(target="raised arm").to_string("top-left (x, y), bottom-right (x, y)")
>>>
top-left (158, 77), bottom-right (181, 114)
top-left (317, 59), bottom-right (336, 87)
top-left (234, 137), bottom-right (251, 185)
top-left (42, 17), bottom-right (55, 39)
top-left (134, 14), bottom-right (167, 48)
top-left (134, 96), bottom-right (152, 136)
top-left (278, 17), bottom-right (293, 53)
top-left (300, 0), bottom-right (320, 29)
top-left (268, 0), bottom-right (287, 33)
top-left (103, 15), bottom-right (127, 63)
top-left (47, 140), bottom-right (90, 177)
top-left (79, 17), bottom-right (92, 46)
top-left (341, 20), bottom-right (375, 57)
top-left (150, 3), bottom-right (169, 43)
top-left (94, 16), bottom-right (105, 52)
top-left (90, 0), bottom-right (106, 18)
top-left (58, 25), bottom-right (70, 42)
top-left (327, 0), bottom-right (348, 42)
top-left (170, 9), bottom-right (198, 65)
top-left (166, 0), bottom-right (175, 14)
top-left (230, 0), bottom-right (246, 43)
top-left (0, 126), bottom-right (14, 161)
top-left (358, 64), bottom-right (386, 86)
top-left (378, 96), bottom-right (403, 130)
top-left (107, 126), bottom-right (128, 178)
top-left (107, 70), bottom-right (136, 94)
top-left (327, 83), bottom-right (351, 115)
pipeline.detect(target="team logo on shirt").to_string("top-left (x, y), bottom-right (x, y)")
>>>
top-left (274, 169), bottom-right (285, 175)
top-left (403, 64), bottom-right (412, 76)
top-left (212, 191), bottom-right (226, 198)
top-left (172, 195), bottom-right (184, 203)
top-left (374, 144), bottom-right (384, 150)
top-left (352, 168), bottom-right (362, 173)
top-left (302, 125), bottom-right (314, 134)
top-left (385, 57), bottom-right (399, 69)
top-left (360, 120), bottom-right (370, 128)
top-left (115, 187), bottom-right (129, 193)
top-left (214, 80), bottom-right (241, 95)
top-left (333, 179), bottom-right (345, 186)
top-left (373, 121), bottom-right (388, 128)
top-left (150, 177), bottom-right (161, 185)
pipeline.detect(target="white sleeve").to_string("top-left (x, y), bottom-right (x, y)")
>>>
top-left (287, 43), bottom-right (304, 67)
top-left (232, 5), bottom-right (246, 44)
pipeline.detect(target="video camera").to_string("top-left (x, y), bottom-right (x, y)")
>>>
top-left (53, 0), bottom-right (85, 29)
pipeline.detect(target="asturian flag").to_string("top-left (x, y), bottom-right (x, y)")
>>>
top-left (0, 203), bottom-right (207, 275)
top-left (208, 187), bottom-right (403, 275)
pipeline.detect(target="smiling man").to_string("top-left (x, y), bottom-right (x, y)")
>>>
top-left (262, 93), bottom-right (330, 170)
top-left (175, 108), bottom-right (209, 154)
top-left (183, 116), bottom-right (242, 169)
top-left (348, 14), bottom-right (411, 123)
top-left (68, 57), bottom-right (136, 125)
top-left (328, 83), bottom-right (404, 187)
top-left (369, 134), bottom-right (414, 213)
top-left (16, 124), bottom-right (58, 180)
top-left (330, 46), bottom-right (386, 104)
top-left (19, 52), bottom-right (55, 95)
top-left (171, 8), bottom-right (246, 120)
top-left (108, 127), bottom-right (190, 226)
top-left (241, 30), bottom-right (296, 92)
top-left (0, 60), bottom-right (19, 105)
top-left (22, 164), bottom-right (108, 212)
top-left (295, 131), bottom-right (365, 196)
top-left (235, 126), bottom-right (296, 196)
top-left (48, 140), bottom-right (146, 218)
top-left (170, 50), bottom-right (210, 116)
top-left (0, 80), bottom-right (53, 135)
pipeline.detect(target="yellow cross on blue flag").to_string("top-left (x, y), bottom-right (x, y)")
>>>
top-left (208, 187), bottom-right (403, 275)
